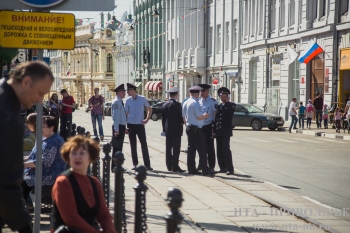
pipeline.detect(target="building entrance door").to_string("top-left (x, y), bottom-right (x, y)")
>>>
top-left (310, 54), bottom-right (324, 99)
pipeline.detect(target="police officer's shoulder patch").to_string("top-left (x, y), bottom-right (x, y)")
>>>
top-left (114, 103), bottom-right (118, 109)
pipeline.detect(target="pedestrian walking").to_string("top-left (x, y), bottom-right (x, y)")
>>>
top-left (297, 101), bottom-right (306, 129)
top-left (51, 136), bottom-right (117, 232)
top-left (323, 104), bottom-right (329, 129)
top-left (182, 85), bottom-right (214, 176)
top-left (344, 96), bottom-right (350, 129)
top-left (161, 87), bottom-right (185, 173)
top-left (125, 83), bottom-right (153, 170)
top-left (47, 93), bottom-right (60, 126)
top-left (0, 61), bottom-right (53, 233)
top-left (198, 84), bottom-right (217, 173)
top-left (334, 107), bottom-right (342, 133)
top-left (313, 92), bottom-right (324, 128)
top-left (111, 84), bottom-right (127, 171)
top-left (288, 97), bottom-right (298, 133)
top-left (88, 87), bottom-right (105, 141)
top-left (59, 89), bottom-right (75, 141)
top-left (306, 99), bottom-right (315, 129)
top-left (213, 87), bottom-right (235, 175)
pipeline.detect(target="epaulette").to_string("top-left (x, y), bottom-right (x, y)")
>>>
top-left (211, 97), bottom-right (217, 102)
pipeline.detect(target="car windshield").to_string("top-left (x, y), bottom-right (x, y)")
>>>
top-left (241, 104), bottom-right (263, 113)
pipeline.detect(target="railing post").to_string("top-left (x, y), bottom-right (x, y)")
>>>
top-left (66, 121), bottom-right (72, 139)
top-left (102, 143), bottom-right (111, 207)
top-left (71, 123), bottom-right (76, 136)
top-left (165, 188), bottom-right (184, 233)
top-left (113, 151), bottom-right (126, 233)
top-left (134, 165), bottom-right (148, 233)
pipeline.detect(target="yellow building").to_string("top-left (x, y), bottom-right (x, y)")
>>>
top-left (60, 22), bottom-right (117, 106)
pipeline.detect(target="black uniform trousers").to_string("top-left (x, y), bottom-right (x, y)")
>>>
top-left (216, 136), bottom-right (234, 172)
top-left (186, 126), bottom-right (207, 174)
top-left (199, 124), bottom-right (216, 169)
top-left (111, 124), bottom-right (126, 171)
top-left (165, 135), bottom-right (181, 171)
top-left (60, 113), bottom-right (72, 141)
top-left (127, 124), bottom-right (151, 167)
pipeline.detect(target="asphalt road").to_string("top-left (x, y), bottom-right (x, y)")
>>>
top-left (75, 109), bottom-right (350, 211)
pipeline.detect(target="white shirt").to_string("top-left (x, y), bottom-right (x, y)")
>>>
top-left (289, 101), bottom-right (296, 115)
top-left (347, 101), bottom-right (350, 115)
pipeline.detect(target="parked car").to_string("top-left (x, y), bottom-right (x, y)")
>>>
top-left (104, 102), bottom-right (112, 116)
top-left (232, 103), bottom-right (284, 130)
top-left (150, 101), bottom-right (166, 121)
top-left (144, 99), bottom-right (162, 119)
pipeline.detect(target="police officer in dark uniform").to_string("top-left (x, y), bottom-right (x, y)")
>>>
top-left (182, 86), bottom-right (215, 176)
top-left (198, 84), bottom-right (217, 173)
top-left (213, 87), bottom-right (235, 175)
top-left (161, 87), bottom-right (186, 173)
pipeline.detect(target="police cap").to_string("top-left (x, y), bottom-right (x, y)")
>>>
top-left (127, 83), bottom-right (137, 90)
top-left (198, 84), bottom-right (211, 91)
top-left (166, 86), bottom-right (179, 94)
top-left (188, 85), bottom-right (202, 93)
top-left (114, 83), bottom-right (126, 92)
top-left (217, 87), bottom-right (230, 96)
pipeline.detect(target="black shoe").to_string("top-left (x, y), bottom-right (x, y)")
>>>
top-left (293, 127), bottom-right (298, 129)
top-left (131, 165), bottom-right (137, 170)
top-left (173, 167), bottom-right (186, 173)
top-left (226, 170), bottom-right (234, 175)
top-left (218, 169), bottom-right (227, 173)
top-left (188, 171), bottom-right (202, 175)
top-left (146, 166), bottom-right (153, 171)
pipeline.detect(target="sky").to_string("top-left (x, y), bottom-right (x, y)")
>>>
top-left (53, 0), bottom-right (132, 28)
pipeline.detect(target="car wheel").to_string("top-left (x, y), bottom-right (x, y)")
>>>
top-left (151, 113), bottom-right (158, 121)
top-left (268, 126), bottom-right (277, 131)
top-left (251, 119), bottom-right (262, 131)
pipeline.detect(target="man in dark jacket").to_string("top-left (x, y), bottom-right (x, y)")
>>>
top-left (0, 61), bottom-right (53, 232)
top-left (313, 92), bottom-right (324, 128)
top-left (213, 87), bottom-right (235, 175)
top-left (161, 87), bottom-right (185, 172)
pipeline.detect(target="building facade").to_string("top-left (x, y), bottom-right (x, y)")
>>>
top-left (240, 0), bottom-right (350, 120)
top-left (60, 23), bottom-right (117, 106)
top-left (115, 15), bottom-right (136, 92)
top-left (134, 0), bottom-right (164, 100)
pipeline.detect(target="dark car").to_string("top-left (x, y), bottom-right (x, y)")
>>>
top-left (144, 99), bottom-right (162, 119)
top-left (232, 103), bottom-right (284, 130)
top-left (104, 102), bottom-right (112, 116)
top-left (150, 101), bottom-right (166, 121)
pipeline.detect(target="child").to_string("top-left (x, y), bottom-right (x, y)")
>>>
top-left (297, 101), bottom-right (306, 129)
top-left (305, 99), bottom-right (314, 129)
top-left (323, 104), bottom-right (329, 129)
top-left (334, 107), bottom-right (342, 133)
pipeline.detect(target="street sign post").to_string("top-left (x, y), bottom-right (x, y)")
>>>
top-left (0, 11), bottom-right (75, 49)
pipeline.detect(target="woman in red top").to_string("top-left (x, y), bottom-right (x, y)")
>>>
top-left (51, 136), bottom-right (117, 233)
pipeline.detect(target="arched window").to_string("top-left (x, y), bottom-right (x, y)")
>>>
top-left (107, 53), bottom-right (113, 72)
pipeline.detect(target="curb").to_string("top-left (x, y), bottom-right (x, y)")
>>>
top-left (292, 129), bottom-right (350, 140)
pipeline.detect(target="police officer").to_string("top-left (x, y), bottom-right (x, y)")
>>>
top-left (161, 87), bottom-right (185, 173)
top-left (182, 85), bottom-right (214, 176)
top-left (125, 83), bottom-right (153, 170)
top-left (111, 83), bottom-right (127, 171)
top-left (198, 84), bottom-right (217, 173)
top-left (213, 87), bottom-right (235, 175)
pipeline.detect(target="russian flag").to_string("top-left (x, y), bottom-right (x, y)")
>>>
top-left (298, 40), bottom-right (324, 64)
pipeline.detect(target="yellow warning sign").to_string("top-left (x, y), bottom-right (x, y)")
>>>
top-left (0, 11), bottom-right (75, 49)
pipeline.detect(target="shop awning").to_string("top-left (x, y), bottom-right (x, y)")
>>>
top-left (148, 81), bottom-right (156, 91)
top-left (145, 81), bottom-right (153, 90)
top-left (152, 81), bottom-right (162, 91)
